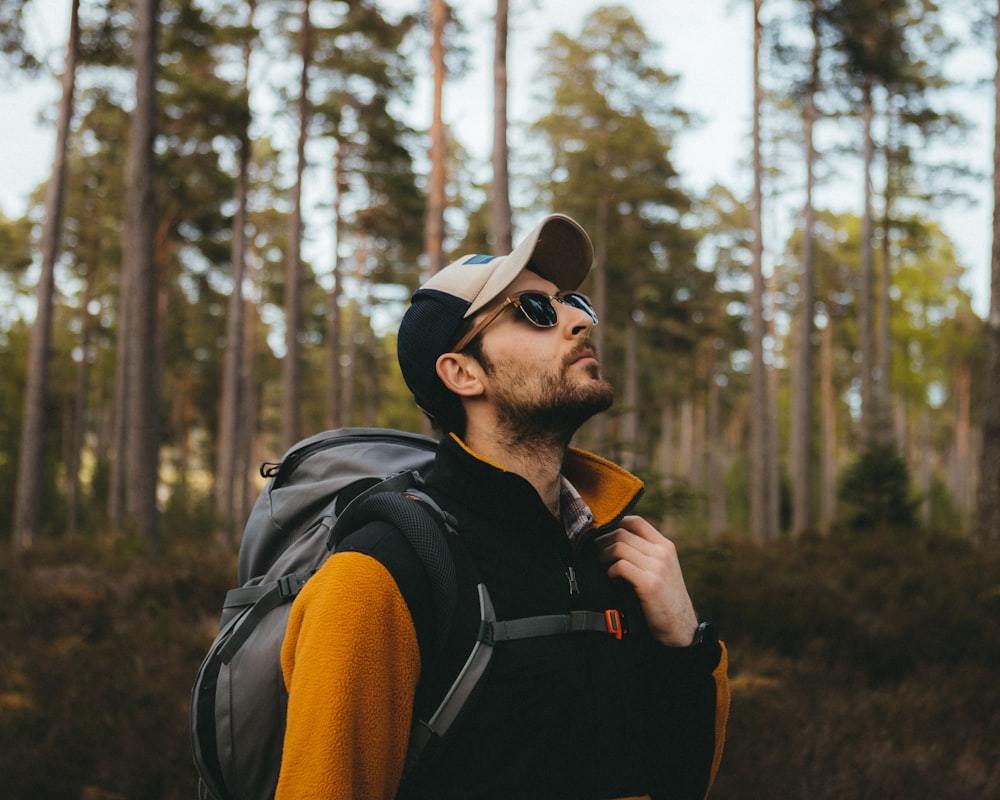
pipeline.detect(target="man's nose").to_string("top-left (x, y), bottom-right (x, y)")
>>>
top-left (562, 303), bottom-right (595, 337)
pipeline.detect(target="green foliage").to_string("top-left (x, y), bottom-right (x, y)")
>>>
top-left (0, 0), bottom-right (989, 554)
top-left (837, 441), bottom-right (918, 531)
top-left (0, 0), bottom-right (42, 76)
top-left (634, 468), bottom-right (705, 533)
top-left (0, 210), bottom-right (33, 278)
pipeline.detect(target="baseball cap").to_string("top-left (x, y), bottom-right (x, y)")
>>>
top-left (397, 213), bottom-right (594, 418)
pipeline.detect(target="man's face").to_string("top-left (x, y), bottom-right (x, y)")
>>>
top-left (471, 271), bottom-right (614, 442)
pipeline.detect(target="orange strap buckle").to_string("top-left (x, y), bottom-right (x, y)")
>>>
top-left (604, 609), bottom-right (624, 640)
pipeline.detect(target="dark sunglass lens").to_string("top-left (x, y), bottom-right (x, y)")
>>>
top-left (562, 293), bottom-right (598, 324)
top-left (518, 293), bottom-right (559, 326)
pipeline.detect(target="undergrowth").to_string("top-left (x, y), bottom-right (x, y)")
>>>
top-left (0, 527), bottom-right (997, 799)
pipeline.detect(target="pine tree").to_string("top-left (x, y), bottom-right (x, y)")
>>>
top-left (12, 0), bottom-right (80, 552)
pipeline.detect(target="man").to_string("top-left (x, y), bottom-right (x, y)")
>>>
top-left (276, 214), bottom-right (729, 800)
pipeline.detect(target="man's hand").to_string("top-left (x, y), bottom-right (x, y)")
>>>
top-left (595, 516), bottom-right (699, 647)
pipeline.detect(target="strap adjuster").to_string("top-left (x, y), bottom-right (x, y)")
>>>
top-left (276, 572), bottom-right (310, 599)
top-left (604, 609), bottom-right (624, 640)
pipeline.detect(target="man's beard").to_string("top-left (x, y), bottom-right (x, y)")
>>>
top-left (481, 342), bottom-right (615, 447)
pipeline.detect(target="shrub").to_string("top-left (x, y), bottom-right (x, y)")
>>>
top-left (837, 442), bottom-right (919, 531)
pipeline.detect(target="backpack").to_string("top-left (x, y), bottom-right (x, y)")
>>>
top-left (190, 427), bottom-right (629, 800)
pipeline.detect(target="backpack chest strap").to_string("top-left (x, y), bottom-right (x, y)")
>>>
top-left (480, 608), bottom-right (625, 645)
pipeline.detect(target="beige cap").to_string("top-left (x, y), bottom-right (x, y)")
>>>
top-left (419, 214), bottom-right (594, 317)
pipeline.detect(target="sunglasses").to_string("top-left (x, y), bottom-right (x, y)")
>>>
top-left (452, 290), bottom-right (598, 353)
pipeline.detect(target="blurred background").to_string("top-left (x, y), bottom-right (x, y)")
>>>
top-left (1, 0), bottom-right (998, 797)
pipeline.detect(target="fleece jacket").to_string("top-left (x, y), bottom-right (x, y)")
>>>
top-left (276, 434), bottom-right (729, 800)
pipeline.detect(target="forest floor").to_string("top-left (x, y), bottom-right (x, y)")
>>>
top-left (1, 527), bottom-right (998, 799)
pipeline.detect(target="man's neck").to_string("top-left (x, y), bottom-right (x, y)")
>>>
top-left (462, 427), bottom-right (567, 518)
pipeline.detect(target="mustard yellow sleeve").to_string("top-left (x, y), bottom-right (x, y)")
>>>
top-left (705, 642), bottom-right (730, 798)
top-left (276, 551), bottom-right (422, 800)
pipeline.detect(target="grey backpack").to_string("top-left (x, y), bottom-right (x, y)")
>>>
top-left (190, 427), bottom-right (628, 800)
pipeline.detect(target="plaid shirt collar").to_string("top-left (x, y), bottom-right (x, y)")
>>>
top-left (560, 476), bottom-right (595, 541)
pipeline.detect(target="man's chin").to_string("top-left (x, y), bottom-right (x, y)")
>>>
top-left (562, 381), bottom-right (615, 424)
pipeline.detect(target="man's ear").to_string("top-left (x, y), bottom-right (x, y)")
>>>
top-left (436, 352), bottom-right (485, 399)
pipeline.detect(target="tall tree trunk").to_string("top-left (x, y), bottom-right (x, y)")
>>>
top-left (12, 0), bottom-right (80, 552)
top-left (216, 133), bottom-right (248, 527)
top-left (679, 398), bottom-right (694, 480)
top-left (707, 356), bottom-right (726, 537)
top-left (491, 0), bottom-right (512, 253)
top-left (694, 388), bottom-right (707, 491)
top-left (122, 0), bottom-right (161, 550)
top-left (109, 297), bottom-right (128, 532)
top-left (341, 241), bottom-right (367, 424)
top-left (858, 78), bottom-right (877, 448)
top-left (766, 269), bottom-right (781, 537)
top-left (282, 0), bottom-right (311, 450)
top-left (327, 151), bottom-right (344, 429)
top-left (619, 292), bottom-right (639, 471)
top-left (790, 8), bottom-right (819, 537)
top-left (953, 364), bottom-right (972, 529)
top-left (749, 0), bottom-right (774, 541)
top-left (588, 193), bottom-right (610, 450)
top-left (658, 395), bottom-right (674, 480)
top-left (658, 396), bottom-right (676, 535)
top-left (364, 316), bottom-right (378, 426)
top-left (426, 0), bottom-right (447, 275)
top-left (878, 114), bottom-right (895, 443)
top-left (67, 246), bottom-right (96, 538)
top-left (975, 0), bottom-right (1000, 553)
top-left (820, 308), bottom-right (837, 531)
top-left (236, 265), bottom-right (261, 532)
top-left (216, 2), bottom-right (254, 538)
top-left (919, 407), bottom-right (932, 525)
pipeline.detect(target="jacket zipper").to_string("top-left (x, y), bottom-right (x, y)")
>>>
top-left (565, 566), bottom-right (580, 596)
top-left (563, 486), bottom-right (645, 600)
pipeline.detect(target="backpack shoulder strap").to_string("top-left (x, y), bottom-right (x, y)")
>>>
top-left (329, 486), bottom-right (629, 783)
top-left (330, 485), bottom-right (459, 658)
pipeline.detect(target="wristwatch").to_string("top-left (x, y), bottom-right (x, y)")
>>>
top-left (688, 621), bottom-right (718, 649)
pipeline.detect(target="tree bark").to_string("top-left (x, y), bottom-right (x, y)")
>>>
top-left (820, 307), bottom-right (837, 531)
top-left (859, 79), bottom-right (877, 447)
top-left (121, 0), bottom-right (161, 549)
top-left (658, 395), bottom-right (675, 535)
top-left (364, 316), bottom-right (378, 427)
top-left (66, 244), bottom-right (96, 539)
top-left (217, 130), bottom-right (250, 538)
top-left (976, 0), bottom-right (1000, 553)
top-left (491, 0), bottom-right (512, 254)
top-left (585, 194), bottom-right (610, 451)
top-left (707, 360), bottom-right (726, 537)
top-left (952, 364), bottom-right (972, 528)
top-left (919, 407), bottom-right (932, 525)
top-left (749, 0), bottom-right (774, 541)
top-left (425, 0), bottom-right (447, 275)
top-left (766, 268), bottom-right (781, 537)
top-left (236, 267), bottom-right (261, 532)
top-left (327, 151), bottom-right (344, 429)
top-left (619, 292), bottom-right (639, 471)
top-left (216, 3), bottom-right (254, 540)
top-left (790, 8), bottom-right (818, 537)
top-left (878, 114), bottom-right (895, 443)
top-left (12, 0), bottom-right (80, 552)
top-left (341, 240), bottom-right (367, 424)
top-left (282, 0), bottom-right (311, 450)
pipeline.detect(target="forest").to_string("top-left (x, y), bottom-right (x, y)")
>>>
top-left (1, 0), bottom-right (999, 798)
